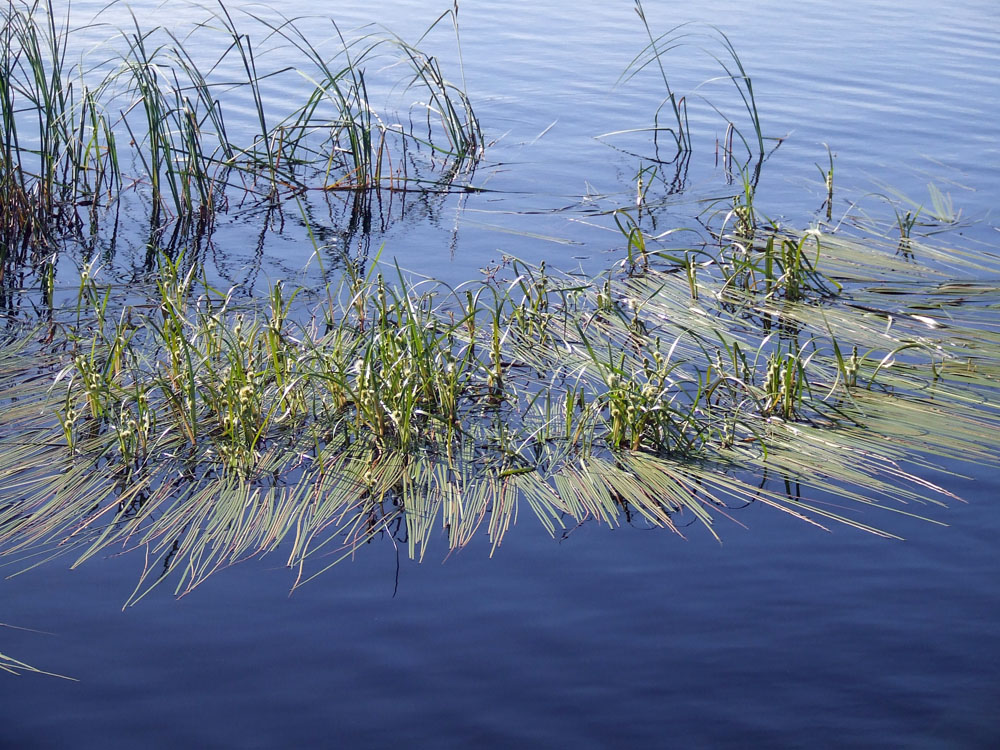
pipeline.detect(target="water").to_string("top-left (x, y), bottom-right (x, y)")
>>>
top-left (3, 475), bottom-right (999, 747)
top-left (2, 0), bottom-right (999, 746)
top-left (39, 0), bottom-right (1000, 289)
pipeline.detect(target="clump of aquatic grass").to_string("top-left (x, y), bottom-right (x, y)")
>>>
top-left (1, 0), bottom-right (118, 272)
top-left (715, 229), bottom-right (842, 302)
top-left (607, 3), bottom-right (765, 164)
top-left (614, 210), bottom-right (652, 270)
top-left (1, 0), bottom-right (482, 284)
top-left (2, 216), bottom-right (1000, 601)
top-left (614, 167), bottom-right (839, 304)
top-left (606, 128), bottom-right (804, 303)
top-left (106, 1), bottom-right (482, 216)
top-left (626, 1), bottom-right (691, 154)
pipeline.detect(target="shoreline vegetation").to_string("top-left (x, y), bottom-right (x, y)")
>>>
top-left (0, 0), bottom-right (998, 619)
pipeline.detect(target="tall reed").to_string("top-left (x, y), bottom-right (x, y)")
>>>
top-left (1, 0), bottom-right (118, 271)
top-left (1, 0), bottom-right (483, 282)
top-left (617, 4), bottom-right (765, 163)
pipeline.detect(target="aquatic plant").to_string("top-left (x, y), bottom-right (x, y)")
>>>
top-left (816, 143), bottom-right (835, 222)
top-left (0, 648), bottom-right (73, 679)
top-left (605, 3), bottom-right (766, 166)
top-left (1, 205), bottom-right (998, 604)
top-left (0, 0), bottom-right (482, 283)
top-left (0, 0), bottom-right (115, 286)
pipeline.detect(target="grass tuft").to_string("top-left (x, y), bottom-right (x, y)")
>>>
top-left (1, 213), bottom-right (999, 601)
top-left (1, 0), bottom-right (482, 286)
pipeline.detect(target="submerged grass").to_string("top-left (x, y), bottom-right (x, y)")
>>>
top-left (1, 211), bottom-right (999, 603)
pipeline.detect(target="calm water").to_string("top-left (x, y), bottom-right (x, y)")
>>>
top-left (2, 0), bottom-right (999, 746)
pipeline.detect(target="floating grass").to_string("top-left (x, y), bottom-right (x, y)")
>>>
top-left (1, 205), bottom-right (998, 603)
top-left (0, 647), bottom-right (74, 679)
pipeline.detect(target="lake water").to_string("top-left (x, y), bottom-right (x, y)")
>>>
top-left (2, 0), bottom-right (999, 746)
